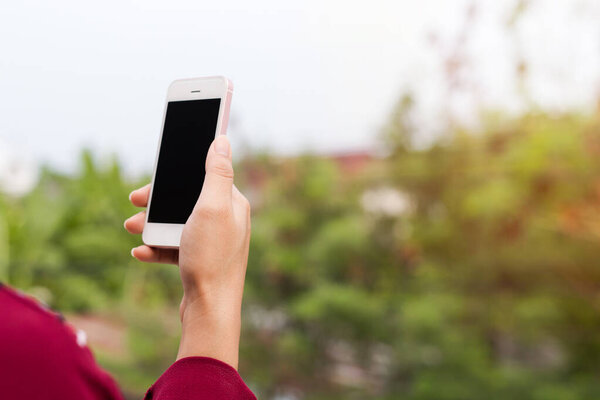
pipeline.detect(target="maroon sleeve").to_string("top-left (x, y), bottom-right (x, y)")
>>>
top-left (0, 284), bottom-right (124, 400)
top-left (145, 357), bottom-right (257, 400)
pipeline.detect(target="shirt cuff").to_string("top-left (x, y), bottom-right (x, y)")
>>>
top-left (145, 357), bottom-right (256, 400)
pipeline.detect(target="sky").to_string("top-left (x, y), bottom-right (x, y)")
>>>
top-left (0, 0), bottom-right (599, 178)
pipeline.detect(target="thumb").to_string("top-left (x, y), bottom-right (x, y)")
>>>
top-left (198, 135), bottom-right (233, 206)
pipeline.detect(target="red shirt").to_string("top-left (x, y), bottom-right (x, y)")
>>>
top-left (0, 284), bottom-right (256, 400)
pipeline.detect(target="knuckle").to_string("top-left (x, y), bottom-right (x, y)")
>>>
top-left (241, 197), bottom-right (251, 213)
top-left (207, 158), bottom-right (234, 179)
top-left (233, 195), bottom-right (251, 217)
top-left (196, 201), bottom-right (231, 219)
top-left (245, 217), bottom-right (252, 235)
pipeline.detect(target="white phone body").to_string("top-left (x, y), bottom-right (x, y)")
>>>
top-left (142, 76), bottom-right (233, 248)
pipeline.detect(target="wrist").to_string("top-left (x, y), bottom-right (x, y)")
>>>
top-left (177, 292), bottom-right (242, 369)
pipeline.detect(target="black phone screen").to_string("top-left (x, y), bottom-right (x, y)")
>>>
top-left (148, 98), bottom-right (222, 224)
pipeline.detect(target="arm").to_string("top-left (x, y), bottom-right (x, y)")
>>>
top-left (124, 135), bottom-right (255, 398)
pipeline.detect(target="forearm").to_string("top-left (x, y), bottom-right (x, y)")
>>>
top-left (177, 292), bottom-right (242, 369)
top-left (146, 293), bottom-right (254, 400)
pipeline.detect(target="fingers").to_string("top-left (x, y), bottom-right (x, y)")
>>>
top-left (124, 211), bottom-right (146, 234)
top-left (131, 245), bottom-right (179, 265)
top-left (127, 184), bottom-right (179, 266)
top-left (196, 136), bottom-right (233, 211)
top-left (129, 184), bottom-right (151, 207)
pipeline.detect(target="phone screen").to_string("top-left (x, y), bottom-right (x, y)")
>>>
top-left (148, 98), bottom-right (222, 224)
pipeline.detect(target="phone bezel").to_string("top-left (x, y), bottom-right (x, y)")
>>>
top-left (142, 76), bottom-right (233, 248)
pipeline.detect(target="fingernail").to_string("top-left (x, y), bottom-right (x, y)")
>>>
top-left (129, 192), bottom-right (133, 201)
top-left (214, 135), bottom-right (230, 156)
top-left (123, 219), bottom-right (128, 230)
top-left (131, 248), bottom-right (136, 257)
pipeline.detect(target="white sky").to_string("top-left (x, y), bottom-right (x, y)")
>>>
top-left (0, 0), bottom-right (599, 175)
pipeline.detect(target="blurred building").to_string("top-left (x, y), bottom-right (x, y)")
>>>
top-left (241, 150), bottom-right (410, 217)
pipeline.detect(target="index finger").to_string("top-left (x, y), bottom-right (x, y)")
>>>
top-left (129, 184), bottom-right (151, 207)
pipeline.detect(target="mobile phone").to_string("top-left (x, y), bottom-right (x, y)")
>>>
top-left (142, 76), bottom-right (233, 248)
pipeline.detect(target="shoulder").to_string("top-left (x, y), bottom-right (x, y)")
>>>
top-left (0, 284), bottom-right (123, 399)
top-left (0, 283), bottom-right (76, 358)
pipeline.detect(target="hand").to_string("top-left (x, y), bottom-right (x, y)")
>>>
top-left (124, 135), bottom-right (251, 369)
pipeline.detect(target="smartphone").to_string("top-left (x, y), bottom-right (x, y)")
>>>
top-left (142, 76), bottom-right (233, 248)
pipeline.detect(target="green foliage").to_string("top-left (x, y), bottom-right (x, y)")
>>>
top-left (1, 110), bottom-right (600, 399)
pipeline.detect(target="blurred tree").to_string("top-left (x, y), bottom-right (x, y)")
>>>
top-left (2, 108), bottom-right (600, 399)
